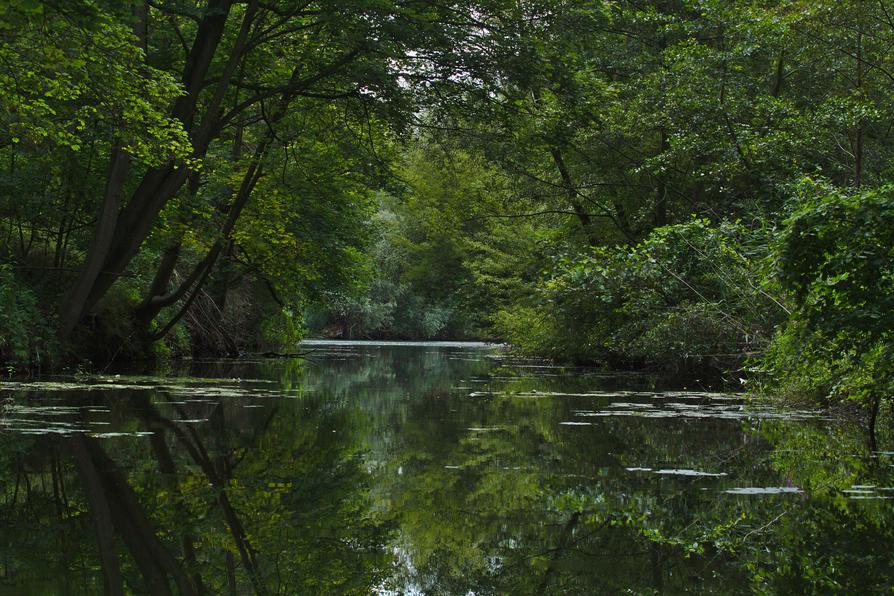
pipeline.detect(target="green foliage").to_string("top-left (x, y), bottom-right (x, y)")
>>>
top-left (501, 220), bottom-right (781, 367)
top-left (776, 181), bottom-right (894, 338)
top-left (308, 146), bottom-right (519, 340)
top-left (761, 181), bottom-right (894, 411)
top-left (67, 283), bottom-right (151, 365)
top-left (0, 265), bottom-right (53, 364)
top-left (258, 307), bottom-right (305, 351)
top-left (0, 1), bottom-right (190, 164)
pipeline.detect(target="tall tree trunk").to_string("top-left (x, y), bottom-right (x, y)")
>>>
top-left (147, 139), bottom-right (269, 341)
top-left (134, 240), bottom-right (183, 328)
top-left (868, 394), bottom-right (880, 453)
top-left (59, 146), bottom-right (131, 337)
top-left (140, 61), bottom-right (302, 341)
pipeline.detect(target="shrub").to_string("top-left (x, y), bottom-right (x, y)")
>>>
top-left (760, 180), bottom-right (894, 434)
top-left (500, 219), bottom-right (782, 369)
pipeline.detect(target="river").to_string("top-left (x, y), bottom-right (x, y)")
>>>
top-left (0, 341), bottom-right (891, 593)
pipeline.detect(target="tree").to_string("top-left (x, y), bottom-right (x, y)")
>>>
top-left (0, 1), bottom-right (524, 341)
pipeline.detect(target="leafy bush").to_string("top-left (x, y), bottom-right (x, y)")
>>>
top-left (760, 181), bottom-right (894, 428)
top-left (500, 219), bottom-right (782, 368)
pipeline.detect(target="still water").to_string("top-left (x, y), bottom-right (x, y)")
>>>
top-left (0, 342), bottom-right (892, 594)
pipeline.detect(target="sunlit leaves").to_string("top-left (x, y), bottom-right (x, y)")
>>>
top-left (0, 1), bottom-right (190, 166)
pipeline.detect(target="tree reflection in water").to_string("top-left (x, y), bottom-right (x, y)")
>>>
top-left (0, 344), bottom-right (892, 593)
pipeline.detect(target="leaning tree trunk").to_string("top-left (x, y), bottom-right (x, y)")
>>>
top-left (60, 0), bottom-right (239, 338)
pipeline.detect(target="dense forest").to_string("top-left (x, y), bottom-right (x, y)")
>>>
top-left (1, 1), bottom-right (892, 431)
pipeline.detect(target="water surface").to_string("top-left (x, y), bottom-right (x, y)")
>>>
top-left (1, 342), bottom-right (892, 594)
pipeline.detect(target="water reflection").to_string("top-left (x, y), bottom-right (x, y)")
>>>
top-left (0, 343), bottom-right (892, 593)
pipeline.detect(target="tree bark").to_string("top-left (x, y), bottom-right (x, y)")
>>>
top-left (59, 145), bottom-right (131, 337)
top-left (60, 2), bottom-right (364, 339)
top-left (144, 63), bottom-right (304, 341)
top-left (134, 240), bottom-right (183, 327)
top-left (771, 50), bottom-right (784, 97)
